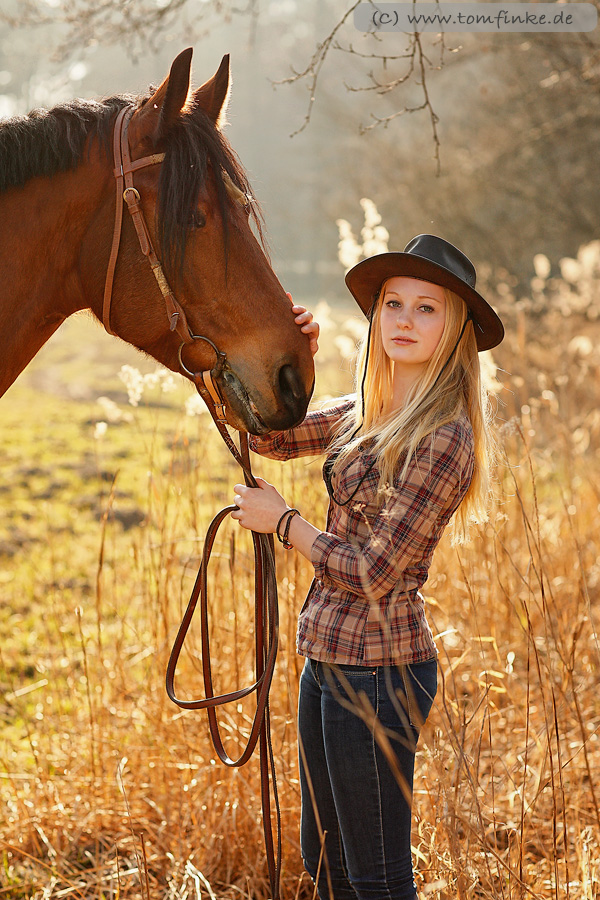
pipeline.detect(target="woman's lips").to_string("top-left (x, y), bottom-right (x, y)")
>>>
top-left (392, 337), bottom-right (416, 344)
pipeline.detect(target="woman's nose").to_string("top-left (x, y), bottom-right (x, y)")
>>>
top-left (397, 310), bottom-right (413, 328)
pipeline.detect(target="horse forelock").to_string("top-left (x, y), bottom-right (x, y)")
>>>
top-left (156, 102), bottom-right (265, 281)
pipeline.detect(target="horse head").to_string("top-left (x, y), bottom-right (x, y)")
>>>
top-left (82, 49), bottom-right (314, 434)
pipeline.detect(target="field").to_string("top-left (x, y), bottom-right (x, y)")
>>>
top-left (1, 286), bottom-right (599, 899)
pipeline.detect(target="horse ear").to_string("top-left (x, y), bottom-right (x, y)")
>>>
top-left (156, 47), bottom-right (194, 139)
top-left (194, 54), bottom-right (231, 129)
top-left (131, 48), bottom-right (194, 146)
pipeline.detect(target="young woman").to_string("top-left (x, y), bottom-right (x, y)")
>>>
top-left (230, 235), bottom-right (504, 900)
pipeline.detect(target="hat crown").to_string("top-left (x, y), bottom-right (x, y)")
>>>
top-left (404, 234), bottom-right (476, 290)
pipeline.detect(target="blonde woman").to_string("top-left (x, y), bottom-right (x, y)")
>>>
top-left (231, 235), bottom-right (504, 900)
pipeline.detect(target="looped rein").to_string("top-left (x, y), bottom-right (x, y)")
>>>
top-left (103, 106), bottom-right (282, 897)
top-left (165, 427), bottom-right (282, 899)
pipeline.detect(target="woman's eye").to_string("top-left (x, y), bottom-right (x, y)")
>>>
top-left (420, 305), bottom-right (435, 313)
top-left (189, 209), bottom-right (206, 230)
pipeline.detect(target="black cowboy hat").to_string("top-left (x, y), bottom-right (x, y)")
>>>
top-left (345, 234), bottom-right (504, 352)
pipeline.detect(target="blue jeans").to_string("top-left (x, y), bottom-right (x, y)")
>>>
top-left (298, 658), bottom-right (438, 900)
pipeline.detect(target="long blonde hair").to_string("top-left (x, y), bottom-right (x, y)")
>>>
top-left (330, 283), bottom-right (494, 542)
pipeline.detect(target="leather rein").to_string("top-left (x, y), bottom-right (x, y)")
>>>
top-left (103, 105), bottom-right (282, 898)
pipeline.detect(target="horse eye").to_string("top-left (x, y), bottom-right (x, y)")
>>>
top-left (189, 209), bottom-right (206, 230)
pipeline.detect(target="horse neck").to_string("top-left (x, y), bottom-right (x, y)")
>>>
top-left (0, 155), bottom-right (109, 397)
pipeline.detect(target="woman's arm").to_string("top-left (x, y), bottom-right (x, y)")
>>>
top-left (248, 401), bottom-right (354, 460)
top-left (249, 297), bottom-right (353, 461)
top-left (307, 422), bottom-right (473, 600)
top-left (232, 420), bottom-right (474, 598)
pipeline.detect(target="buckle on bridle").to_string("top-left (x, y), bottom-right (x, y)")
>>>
top-left (123, 186), bottom-right (141, 203)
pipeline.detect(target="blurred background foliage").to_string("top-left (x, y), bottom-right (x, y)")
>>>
top-left (2, 4), bottom-right (600, 897)
top-left (1, 0), bottom-right (599, 301)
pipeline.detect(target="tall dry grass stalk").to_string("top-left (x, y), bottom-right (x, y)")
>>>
top-left (1, 279), bottom-right (599, 898)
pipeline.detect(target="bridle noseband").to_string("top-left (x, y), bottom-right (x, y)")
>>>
top-left (103, 105), bottom-right (229, 424)
top-left (178, 334), bottom-right (227, 424)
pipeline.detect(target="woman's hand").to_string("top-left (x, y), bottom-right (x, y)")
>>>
top-left (231, 476), bottom-right (322, 561)
top-left (230, 477), bottom-right (289, 534)
top-left (288, 292), bottom-right (319, 357)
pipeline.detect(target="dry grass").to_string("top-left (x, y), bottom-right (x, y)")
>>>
top-left (1, 289), bottom-right (599, 899)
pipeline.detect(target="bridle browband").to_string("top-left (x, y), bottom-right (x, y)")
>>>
top-left (103, 105), bottom-right (230, 423)
top-left (103, 105), bottom-right (282, 897)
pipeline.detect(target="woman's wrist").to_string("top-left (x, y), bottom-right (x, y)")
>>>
top-left (279, 513), bottom-right (322, 563)
top-left (276, 507), bottom-right (300, 549)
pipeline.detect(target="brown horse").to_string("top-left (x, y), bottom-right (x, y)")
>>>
top-left (0, 48), bottom-right (314, 433)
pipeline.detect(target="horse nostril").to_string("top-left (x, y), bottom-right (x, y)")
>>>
top-left (278, 363), bottom-right (304, 410)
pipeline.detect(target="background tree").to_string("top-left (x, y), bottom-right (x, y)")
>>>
top-left (322, 27), bottom-right (600, 286)
top-left (1, 0), bottom-right (598, 295)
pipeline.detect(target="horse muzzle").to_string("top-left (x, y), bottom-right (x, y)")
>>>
top-left (179, 335), bottom-right (312, 434)
top-left (220, 365), bottom-right (311, 435)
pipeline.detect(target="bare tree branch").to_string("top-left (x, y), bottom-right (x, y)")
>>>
top-left (358, 32), bottom-right (441, 172)
top-left (0, 0), bottom-right (259, 58)
top-left (273, 0), bottom-right (363, 137)
top-left (1, 0), bottom-right (447, 148)
top-left (269, 4), bottom-right (446, 152)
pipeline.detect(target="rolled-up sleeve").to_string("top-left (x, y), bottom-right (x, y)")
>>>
top-left (310, 421), bottom-right (473, 601)
top-left (248, 399), bottom-right (354, 461)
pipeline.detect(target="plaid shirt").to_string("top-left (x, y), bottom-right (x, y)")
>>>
top-left (249, 399), bottom-right (474, 666)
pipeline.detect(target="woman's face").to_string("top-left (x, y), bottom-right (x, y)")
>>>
top-left (379, 276), bottom-right (447, 375)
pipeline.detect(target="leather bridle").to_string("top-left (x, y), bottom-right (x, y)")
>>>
top-left (103, 105), bottom-right (282, 898)
top-left (103, 105), bottom-right (229, 424)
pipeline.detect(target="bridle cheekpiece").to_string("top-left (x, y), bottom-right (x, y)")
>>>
top-left (103, 105), bottom-right (231, 424)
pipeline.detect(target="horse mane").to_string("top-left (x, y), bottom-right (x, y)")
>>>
top-left (0, 96), bottom-right (131, 192)
top-left (0, 91), bottom-right (264, 278)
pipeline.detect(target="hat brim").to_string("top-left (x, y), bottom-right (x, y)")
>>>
top-left (345, 252), bottom-right (504, 352)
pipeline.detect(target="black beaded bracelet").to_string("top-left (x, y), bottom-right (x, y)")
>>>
top-left (276, 507), bottom-right (299, 550)
top-left (282, 509), bottom-right (299, 549)
top-left (276, 509), bottom-right (292, 542)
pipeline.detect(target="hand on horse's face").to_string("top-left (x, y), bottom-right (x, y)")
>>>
top-left (287, 293), bottom-right (319, 357)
